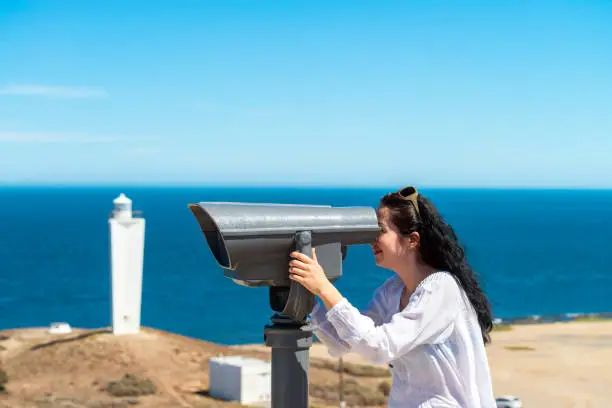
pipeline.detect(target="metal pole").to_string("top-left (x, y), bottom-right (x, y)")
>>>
top-left (264, 315), bottom-right (313, 408)
top-left (263, 231), bottom-right (314, 408)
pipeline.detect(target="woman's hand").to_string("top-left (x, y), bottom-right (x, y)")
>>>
top-left (289, 248), bottom-right (345, 310)
top-left (288, 248), bottom-right (331, 296)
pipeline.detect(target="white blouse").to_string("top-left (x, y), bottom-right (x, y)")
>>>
top-left (310, 271), bottom-right (496, 408)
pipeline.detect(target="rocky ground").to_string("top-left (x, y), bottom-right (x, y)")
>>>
top-left (1, 320), bottom-right (611, 408)
top-left (0, 327), bottom-right (391, 408)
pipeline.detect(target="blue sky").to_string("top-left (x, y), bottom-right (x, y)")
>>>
top-left (0, 1), bottom-right (610, 187)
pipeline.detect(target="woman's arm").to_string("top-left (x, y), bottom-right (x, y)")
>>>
top-left (289, 250), bottom-right (462, 364)
top-left (323, 272), bottom-right (462, 364)
top-left (310, 302), bottom-right (351, 356)
top-left (310, 282), bottom-right (390, 357)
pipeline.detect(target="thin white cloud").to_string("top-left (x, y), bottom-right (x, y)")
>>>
top-left (0, 84), bottom-right (108, 99)
top-left (123, 146), bottom-right (163, 158)
top-left (0, 132), bottom-right (117, 143)
top-left (194, 101), bottom-right (285, 117)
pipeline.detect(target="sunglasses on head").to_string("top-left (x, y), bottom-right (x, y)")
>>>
top-left (395, 186), bottom-right (420, 217)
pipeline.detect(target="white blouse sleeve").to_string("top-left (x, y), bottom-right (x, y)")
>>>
top-left (310, 303), bottom-right (351, 357)
top-left (325, 272), bottom-right (462, 365)
top-left (310, 281), bottom-right (390, 357)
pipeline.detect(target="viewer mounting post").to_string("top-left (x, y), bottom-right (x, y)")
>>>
top-left (264, 231), bottom-right (314, 408)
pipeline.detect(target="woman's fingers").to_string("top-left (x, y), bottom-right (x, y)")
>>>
top-left (289, 266), bottom-right (307, 276)
top-left (289, 273), bottom-right (304, 284)
top-left (289, 259), bottom-right (308, 269)
top-left (290, 251), bottom-right (313, 263)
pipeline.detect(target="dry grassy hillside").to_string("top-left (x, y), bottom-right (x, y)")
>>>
top-left (2, 321), bottom-right (611, 408)
top-left (0, 327), bottom-right (390, 408)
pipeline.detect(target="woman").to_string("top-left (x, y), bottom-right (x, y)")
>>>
top-left (288, 186), bottom-right (496, 408)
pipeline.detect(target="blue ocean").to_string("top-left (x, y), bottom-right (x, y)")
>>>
top-left (0, 187), bottom-right (610, 345)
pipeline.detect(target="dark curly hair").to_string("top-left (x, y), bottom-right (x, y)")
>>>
top-left (379, 190), bottom-right (493, 344)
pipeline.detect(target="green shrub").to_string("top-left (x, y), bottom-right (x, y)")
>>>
top-left (573, 316), bottom-right (610, 322)
top-left (106, 374), bottom-right (156, 397)
top-left (378, 380), bottom-right (391, 396)
top-left (0, 368), bottom-right (7, 393)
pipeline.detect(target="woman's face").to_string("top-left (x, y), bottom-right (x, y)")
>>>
top-left (372, 207), bottom-right (411, 270)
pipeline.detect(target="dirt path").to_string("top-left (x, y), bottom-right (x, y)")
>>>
top-left (119, 335), bottom-right (193, 408)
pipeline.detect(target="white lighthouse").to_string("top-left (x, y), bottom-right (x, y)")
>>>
top-left (109, 193), bottom-right (145, 335)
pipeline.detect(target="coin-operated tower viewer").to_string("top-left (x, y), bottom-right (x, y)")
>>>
top-left (188, 201), bottom-right (380, 408)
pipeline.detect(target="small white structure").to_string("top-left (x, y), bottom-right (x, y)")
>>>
top-left (109, 193), bottom-right (145, 335)
top-left (209, 356), bottom-right (271, 405)
top-left (48, 322), bottom-right (72, 334)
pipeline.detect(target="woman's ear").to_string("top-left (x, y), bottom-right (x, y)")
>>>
top-left (407, 231), bottom-right (420, 250)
